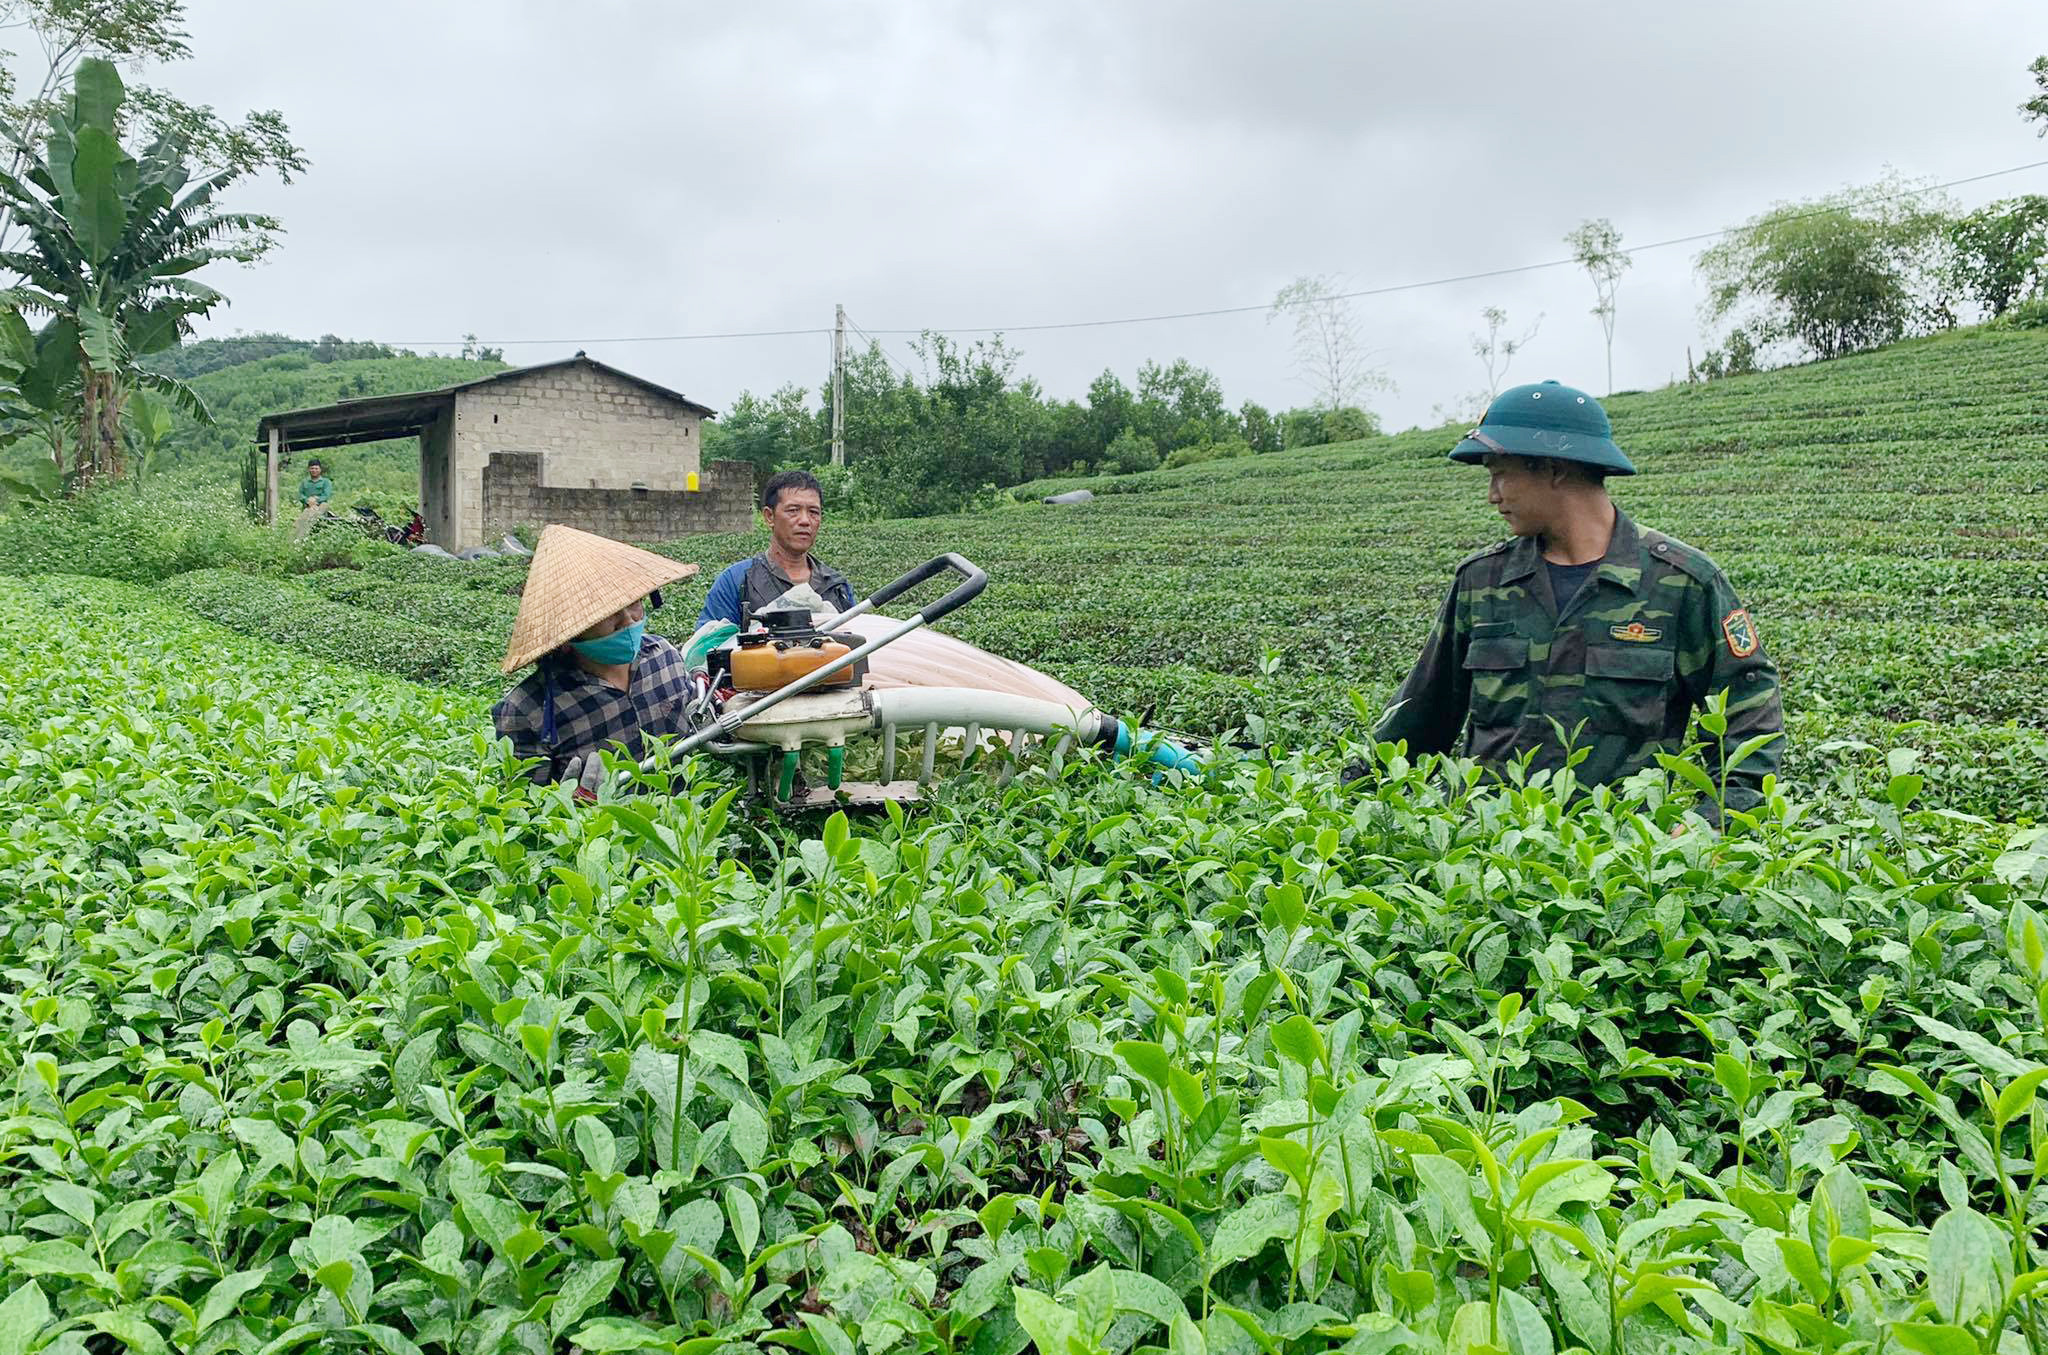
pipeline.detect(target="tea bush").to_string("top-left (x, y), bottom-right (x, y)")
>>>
top-left (160, 568), bottom-right (502, 688)
top-left (306, 571), bottom-right (524, 639)
top-left (5, 574), bottom-right (2048, 1354)
top-left (205, 320), bottom-right (2048, 815)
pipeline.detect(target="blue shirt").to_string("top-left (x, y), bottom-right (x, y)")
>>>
top-left (699, 553), bottom-right (857, 627)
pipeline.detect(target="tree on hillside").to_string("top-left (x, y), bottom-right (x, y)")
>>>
top-left (2023, 56), bottom-right (2048, 135)
top-left (1565, 218), bottom-right (1630, 393)
top-left (1100, 425), bottom-right (1158, 474)
top-left (308, 334), bottom-right (403, 365)
top-left (1947, 196), bottom-right (2048, 317)
top-left (1320, 406), bottom-right (1380, 442)
top-left (1280, 408), bottom-right (1326, 449)
top-left (0, 0), bottom-right (303, 255)
top-left (1696, 175), bottom-right (1954, 365)
top-left (1134, 357), bottom-right (1231, 450)
top-left (1084, 369), bottom-right (1137, 454)
top-left (708, 383), bottom-right (820, 476)
top-left (0, 58), bottom-right (270, 481)
top-left (1472, 306), bottom-right (1541, 403)
top-left (712, 346), bottom-right (1271, 516)
top-left (1238, 400), bottom-right (1280, 453)
top-left (1269, 274), bottom-right (1391, 412)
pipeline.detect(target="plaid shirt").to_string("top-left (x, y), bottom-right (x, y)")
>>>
top-left (493, 634), bottom-right (693, 783)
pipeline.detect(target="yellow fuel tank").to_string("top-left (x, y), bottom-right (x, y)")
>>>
top-left (731, 636), bottom-right (856, 692)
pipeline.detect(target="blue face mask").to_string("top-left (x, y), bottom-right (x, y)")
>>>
top-left (570, 619), bottom-right (645, 665)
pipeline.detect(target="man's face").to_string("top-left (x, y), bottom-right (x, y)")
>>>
top-left (576, 597), bottom-right (646, 642)
top-left (763, 488), bottom-right (823, 556)
top-left (1483, 455), bottom-right (1558, 538)
top-left (309, 463), bottom-right (323, 478)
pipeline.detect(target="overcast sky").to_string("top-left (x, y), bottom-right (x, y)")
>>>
top-left (160, 0), bottom-right (2047, 430)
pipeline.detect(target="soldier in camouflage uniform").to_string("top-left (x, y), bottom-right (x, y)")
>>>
top-left (1371, 381), bottom-right (1785, 818)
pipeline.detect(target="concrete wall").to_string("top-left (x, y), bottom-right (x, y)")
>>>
top-left (447, 362), bottom-right (709, 547)
top-left (481, 451), bottom-right (755, 545)
top-left (419, 410), bottom-right (456, 549)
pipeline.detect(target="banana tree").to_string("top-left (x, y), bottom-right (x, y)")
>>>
top-left (0, 57), bottom-right (267, 483)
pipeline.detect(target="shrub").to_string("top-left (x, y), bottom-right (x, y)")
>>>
top-left (0, 482), bottom-right (388, 583)
top-left (1281, 407), bottom-right (1329, 448)
top-left (1100, 426), bottom-right (1160, 475)
top-left (1321, 405), bottom-right (1382, 441)
top-left (1163, 437), bottom-right (1252, 469)
top-left (1163, 443), bottom-right (1221, 469)
top-left (1993, 296), bottom-right (2048, 329)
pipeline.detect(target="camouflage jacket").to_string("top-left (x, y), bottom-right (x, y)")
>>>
top-left (1373, 511), bottom-right (1785, 814)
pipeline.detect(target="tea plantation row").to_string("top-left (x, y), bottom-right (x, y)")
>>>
top-left (4, 573), bottom-right (2048, 1354)
top-left (146, 324), bottom-right (2048, 821)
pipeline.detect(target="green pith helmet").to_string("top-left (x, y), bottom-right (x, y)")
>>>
top-left (1449, 380), bottom-right (1637, 476)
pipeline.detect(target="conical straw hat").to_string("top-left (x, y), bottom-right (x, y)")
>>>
top-left (501, 524), bottom-right (700, 673)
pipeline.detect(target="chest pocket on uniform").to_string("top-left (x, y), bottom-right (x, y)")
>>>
top-left (1463, 634), bottom-right (1531, 730)
top-left (1583, 644), bottom-right (1675, 735)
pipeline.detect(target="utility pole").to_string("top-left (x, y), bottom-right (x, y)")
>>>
top-left (831, 303), bottom-right (846, 468)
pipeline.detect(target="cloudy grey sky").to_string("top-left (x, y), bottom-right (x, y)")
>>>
top-left (167, 0), bottom-right (2045, 429)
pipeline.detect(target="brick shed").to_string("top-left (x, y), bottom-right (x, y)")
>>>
top-left (255, 354), bottom-right (755, 550)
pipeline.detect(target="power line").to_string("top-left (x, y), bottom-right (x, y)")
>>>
top-left (843, 311), bottom-right (918, 381)
top-left (852, 157), bottom-right (2048, 336)
top-left (181, 154), bottom-right (2048, 352)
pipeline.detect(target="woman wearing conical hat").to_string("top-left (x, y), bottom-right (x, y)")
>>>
top-left (493, 525), bottom-right (702, 789)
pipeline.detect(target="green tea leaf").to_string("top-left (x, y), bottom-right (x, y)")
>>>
top-left (549, 1258), bottom-right (624, 1339)
top-left (1497, 1290), bottom-right (1553, 1355)
top-left (1205, 1194), bottom-right (1297, 1276)
top-left (569, 1317), bottom-right (673, 1352)
top-left (1909, 1013), bottom-right (2037, 1080)
top-left (0, 1281), bottom-right (51, 1355)
top-left (41, 1180), bottom-right (95, 1227)
top-left (1270, 1014), bottom-right (1325, 1071)
top-left (1114, 1040), bottom-right (1173, 1090)
top-left (1928, 1208), bottom-right (2006, 1326)
top-left (1257, 1135), bottom-right (1311, 1190)
top-left (1412, 1154), bottom-right (1492, 1254)
top-left (727, 1101), bottom-right (768, 1172)
top-left (573, 1116), bottom-right (618, 1179)
top-left (1994, 1067), bottom-right (2048, 1126)
top-left (195, 1269), bottom-right (271, 1334)
top-left (1888, 1323), bottom-right (1984, 1355)
top-left (1514, 1160), bottom-right (1613, 1219)
top-left (82, 1308), bottom-right (168, 1355)
top-left (1012, 1287), bottom-right (1081, 1355)
top-left (1711, 1052), bottom-right (1752, 1108)
top-left (1775, 1236), bottom-right (1828, 1306)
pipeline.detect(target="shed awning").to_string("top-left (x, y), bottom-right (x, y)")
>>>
top-left (255, 390), bottom-right (455, 450)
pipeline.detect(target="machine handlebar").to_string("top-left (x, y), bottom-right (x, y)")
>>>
top-left (864, 553), bottom-right (987, 624)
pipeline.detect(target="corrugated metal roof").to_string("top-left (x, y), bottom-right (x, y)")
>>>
top-left (253, 354), bottom-right (717, 448)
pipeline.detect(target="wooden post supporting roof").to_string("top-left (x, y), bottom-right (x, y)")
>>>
top-left (266, 426), bottom-right (281, 526)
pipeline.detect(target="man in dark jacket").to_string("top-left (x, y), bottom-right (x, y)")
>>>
top-left (1369, 381), bottom-right (1785, 820)
top-left (699, 470), bottom-right (856, 627)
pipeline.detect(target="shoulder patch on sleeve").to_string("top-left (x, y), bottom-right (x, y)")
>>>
top-left (1721, 608), bottom-right (1760, 658)
top-left (1641, 528), bottom-right (1722, 586)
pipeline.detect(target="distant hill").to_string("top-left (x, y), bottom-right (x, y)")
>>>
top-left (164, 351), bottom-right (509, 468)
